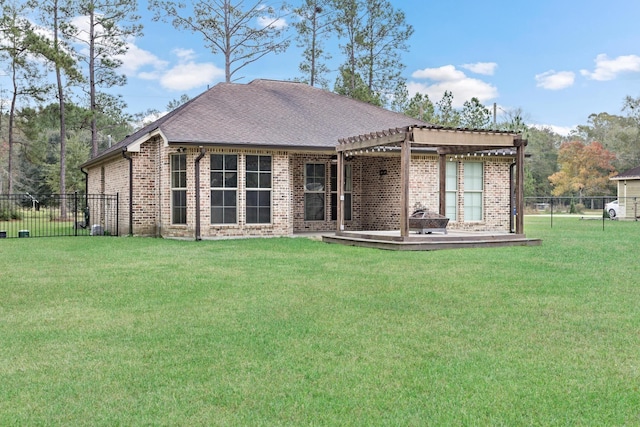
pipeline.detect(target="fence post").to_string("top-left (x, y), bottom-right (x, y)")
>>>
top-left (74, 192), bottom-right (78, 236)
top-left (116, 193), bottom-right (119, 237)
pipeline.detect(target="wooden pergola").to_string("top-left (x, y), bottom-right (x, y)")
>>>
top-left (334, 125), bottom-right (527, 238)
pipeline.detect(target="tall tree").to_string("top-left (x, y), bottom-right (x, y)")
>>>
top-left (402, 92), bottom-right (435, 122)
top-left (549, 140), bottom-right (616, 198)
top-left (525, 126), bottom-right (561, 197)
top-left (32, 0), bottom-right (83, 216)
top-left (332, 0), bottom-right (412, 106)
top-left (460, 97), bottom-right (491, 129)
top-left (433, 91), bottom-right (460, 128)
top-left (292, 0), bottom-right (333, 87)
top-left (149, 0), bottom-right (290, 83)
top-left (358, 0), bottom-right (412, 102)
top-left (72, 0), bottom-right (142, 158)
top-left (0, 3), bottom-right (51, 193)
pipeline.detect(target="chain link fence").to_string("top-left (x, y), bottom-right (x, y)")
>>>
top-left (0, 193), bottom-right (118, 238)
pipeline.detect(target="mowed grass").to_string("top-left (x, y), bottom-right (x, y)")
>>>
top-left (1, 217), bottom-right (639, 425)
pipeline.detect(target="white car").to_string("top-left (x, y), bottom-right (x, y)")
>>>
top-left (606, 200), bottom-right (619, 219)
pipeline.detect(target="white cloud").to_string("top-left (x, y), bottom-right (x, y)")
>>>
top-left (580, 54), bottom-right (640, 81)
top-left (462, 62), bottom-right (497, 76)
top-left (118, 42), bottom-right (168, 77)
top-left (408, 65), bottom-right (498, 107)
top-left (412, 65), bottom-right (466, 81)
top-left (257, 16), bottom-right (288, 30)
top-left (160, 61), bottom-right (224, 91)
top-left (535, 70), bottom-right (575, 90)
top-left (173, 48), bottom-right (197, 62)
top-left (531, 123), bottom-right (575, 136)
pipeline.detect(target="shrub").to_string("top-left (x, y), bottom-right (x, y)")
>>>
top-left (0, 206), bottom-right (22, 221)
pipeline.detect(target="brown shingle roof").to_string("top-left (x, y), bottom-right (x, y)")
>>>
top-left (85, 79), bottom-right (427, 166)
top-left (611, 165), bottom-right (640, 180)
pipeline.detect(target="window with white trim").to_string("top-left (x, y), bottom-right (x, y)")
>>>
top-left (246, 155), bottom-right (271, 224)
top-left (331, 164), bottom-right (352, 221)
top-left (464, 162), bottom-right (483, 221)
top-left (171, 154), bottom-right (187, 224)
top-left (445, 161), bottom-right (458, 220)
top-left (305, 163), bottom-right (326, 221)
top-left (211, 154), bottom-right (237, 224)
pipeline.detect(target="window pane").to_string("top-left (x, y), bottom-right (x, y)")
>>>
top-left (172, 190), bottom-right (187, 224)
top-left (225, 155), bottom-right (237, 170)
top-left (246, 190), bottom-right (257, 206)
top-left (211, 190), bottom-right (223, 205)
top-left (224, 208), bottom-right (236, 224)
top-left (211, 172), bottom-right (223, 188)
top-left (246, 208), bottom-right (258, 224)
top-left (246, 172), bottom-right (258, 188)
top-left (258, 190), bottom-right (271, 207)
top-left (446, 162), bottom-right (458, 190)
top-left (258, 207), bottom-right (271, 223)
top-left (446, 192), bottom-right (457, 219)
top-left (259, 156), bottom-right (271, 171)
top-left (464, 192), bottom-right (482, 221)
top-left (305, 193), bottom-right (325, 220)
top-left (330, 164), bottom-right (337, 190)
top-left (223, 190), bottom-right (237, 206)
top-left (225, 172), bottom-right (237, 188)
top-left (344, 194), bottom-right (352, 220)
top-left (259, 172), bottom-right (271, 189)
top-left (211, 154), bottom-right (223, 170)
top-left (465, 162), bottom-right (483, 191)
top-left (246, 155), bottom-right (258, 172)
top-left (211, 207), bottom-right (223, 224)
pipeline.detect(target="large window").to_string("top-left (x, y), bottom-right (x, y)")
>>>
top-left (171, 154), bottom-right (187, 224)
top-left (464, 162), bottom-right (483, 221)
top-left (305, 163), bottom-right (326, 221)
top-left (211, 154), bottom-right (237, 224)
top-left (445, 161), bottom-right (458, 220)
top-left (331, 164), bottom-right (352, 221)
top-left (246, 155), bottom-right (271, 224)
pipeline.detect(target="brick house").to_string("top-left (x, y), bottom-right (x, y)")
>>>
top-left (80, 79), bottom-right (525, 239)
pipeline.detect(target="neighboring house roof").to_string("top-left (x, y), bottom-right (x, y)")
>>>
top-left (611, 165), bottom-right (640, 180)
top-left (82, 79), bottom-right (428, 167)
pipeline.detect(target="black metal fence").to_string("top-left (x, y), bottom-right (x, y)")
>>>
top-left (524, 196), bottom-right (639, 228)
top-left (0, 193), bottom-right (118, 238)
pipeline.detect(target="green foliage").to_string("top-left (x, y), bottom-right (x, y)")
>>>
top-left (0, 206), bottom-right (21, 220)
top-left (331, 0), bottom-right (412, 107)
top-left (292, 0), bottom-right (333, 88)
top-left (434, 90), bottom-right (461, 127)
top-left (460, 97), bottom-right (491, 129)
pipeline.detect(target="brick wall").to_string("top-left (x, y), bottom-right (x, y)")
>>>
top-left (93, 138), bottom-right (515, 237)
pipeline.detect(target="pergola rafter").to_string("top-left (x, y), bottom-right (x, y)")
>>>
top-left (335, 125), bottom-right (527, 239)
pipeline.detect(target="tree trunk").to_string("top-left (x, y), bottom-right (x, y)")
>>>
top-left (89, 2), bottom-right (98, 158)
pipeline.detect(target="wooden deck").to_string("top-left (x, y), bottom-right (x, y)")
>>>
top-left (321, 230), bottom-right (541, 251)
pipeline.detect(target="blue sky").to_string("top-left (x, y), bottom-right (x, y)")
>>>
top-left (34, 0), bottom-right (640, 135)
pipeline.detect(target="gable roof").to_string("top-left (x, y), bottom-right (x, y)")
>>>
top-left (83, 79), bottom-right (427, 166)
top-left (611, 165), bottom-right (640, 180)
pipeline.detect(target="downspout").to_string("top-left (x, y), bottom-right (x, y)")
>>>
top-left (194, 147), bottom-right (206, 241)
top-left (81, 167), bottom-right (88, 196)
top-left (122, 148), bottom-right (133, 236)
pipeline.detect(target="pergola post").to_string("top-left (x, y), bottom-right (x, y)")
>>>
top-left (515, 139), bottom-right (527, 234)
top-left (336, 151), bottom-right (345, 233)
top-left (400, 133), bottom-right (411, 238)
top-left (439, 154), bottom-right (447, 216)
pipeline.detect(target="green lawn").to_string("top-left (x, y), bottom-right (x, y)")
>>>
top-left (1, 217), bottom-right (639, 425)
